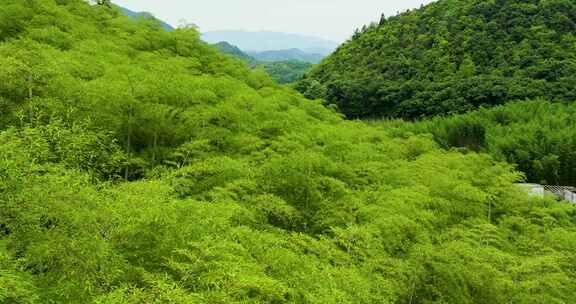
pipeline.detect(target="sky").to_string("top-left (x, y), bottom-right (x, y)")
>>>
top-left (113, 0), bottom-right (435, 42)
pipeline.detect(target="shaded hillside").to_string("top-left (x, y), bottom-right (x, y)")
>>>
top-left (298, 0), bottom-right (576, 119)
top-left (1, 1), bottom-right (576, 303)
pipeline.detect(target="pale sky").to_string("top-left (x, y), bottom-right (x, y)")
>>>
top-left (112, 0), bottom-right (435, 42)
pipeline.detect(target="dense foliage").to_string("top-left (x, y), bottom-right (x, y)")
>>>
top-left (261, 60), bottom-right (313, 84)
top-left (382, 100), bottom-right (576, 186)
top-left (298, 0), bottom-right (576, 119)
top-left (2, 1), bottom-right (576, 303)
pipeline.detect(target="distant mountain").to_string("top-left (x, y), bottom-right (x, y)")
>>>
top-left (117, 6), bottom-right (174, 31)
top-left (212, 41), bottom-right (255, 63)
top-left (201, 31), bottom-right (338, 54)
top-left (248, 49), bottom-right (324, 64)
top-left (209, 42), bottom-right (313, 84)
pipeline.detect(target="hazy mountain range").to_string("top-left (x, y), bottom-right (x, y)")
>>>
top-left (248, 49), bottom-right (324, 64)
top-left (201, 30), bottom-right (338, 55)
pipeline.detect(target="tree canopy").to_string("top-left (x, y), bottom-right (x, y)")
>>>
top-left (383, 100), bottom-right (576, 186)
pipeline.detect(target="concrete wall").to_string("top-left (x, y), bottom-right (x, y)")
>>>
top-left (561, 190), bottom-right (576, 204)
top-left (518, 183), bottom-right (545, 198)
top-left (518, 183), bottom-right (576, 203)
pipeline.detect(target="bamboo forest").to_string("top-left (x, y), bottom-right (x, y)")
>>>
top-left (1, 0), bottom-right (576, 303)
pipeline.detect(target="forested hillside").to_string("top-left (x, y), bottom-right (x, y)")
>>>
top-left (298, 0), bottom-right (576, 119)
top-left (260, 60), bottom-right (313, 84)
top-left (2, 1), bottom-right (576, 303)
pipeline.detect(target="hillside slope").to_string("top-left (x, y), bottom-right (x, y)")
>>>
top-left (298, 0), bottom-right (576, 119)
top-left (1, 1), bottom-right (576, 303)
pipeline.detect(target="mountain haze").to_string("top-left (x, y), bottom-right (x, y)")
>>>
top-left (248, 48), bottom-right (324, 64)
top-left (202, 30), bottom-right (338, 54)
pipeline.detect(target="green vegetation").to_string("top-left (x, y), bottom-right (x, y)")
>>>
top-left (261, 60), bottom-right (313, 84)
top-left (2, 1), bottom-right (576, 303)
top-left (298, 0), bottom-right (576, 119)
top-left (382, 100), bottom-right (576, 186)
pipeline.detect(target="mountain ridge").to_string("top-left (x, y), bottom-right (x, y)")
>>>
top-left (202, 30), bottom-right (338, 54)
top-left (248, 48), bottom-right (325, 64)
top-left (117, 6), bottom-right (175, 31)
